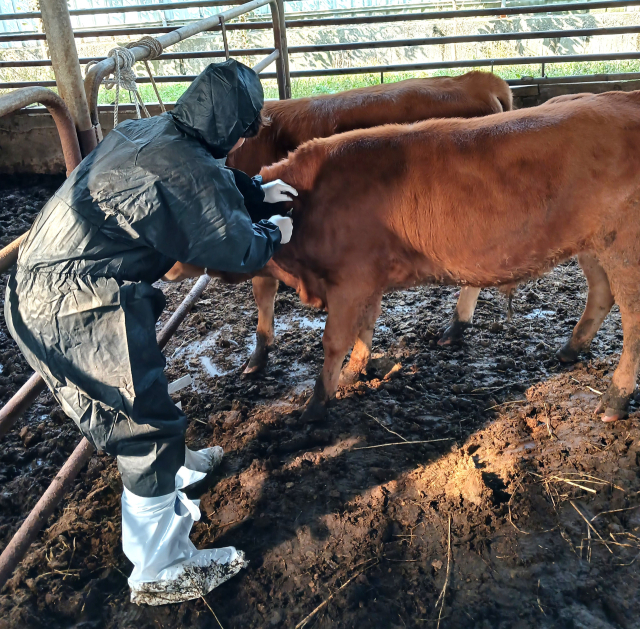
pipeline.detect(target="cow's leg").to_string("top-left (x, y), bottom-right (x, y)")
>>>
top-left (557, 253), bottom-right (614, 363)
top-left (599, 304), bottom-right (640, 422)
top-left (302, 288), bottom-right (369, 421)
top-left (244, 276), bottom-right (279, 375)
top-left (594, 258), bottom-right (640, 422)
top-left (438, 286), bottom-right (481, 345)
top-left (338, 296), bottom-right (382, 386)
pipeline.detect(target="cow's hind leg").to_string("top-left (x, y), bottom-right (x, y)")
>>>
top-left (595, 258), bottom-right (640, 422)
top-left (557, 253), bottom-right (614, 363)
top-left (244, 276), bottom-right (279, 375)
top-left (338, 295), bottom-right (382, 386)
top-left (302, 287), bottom-right (372, 421)
top-left (439, 287), bottom-right (480, 345)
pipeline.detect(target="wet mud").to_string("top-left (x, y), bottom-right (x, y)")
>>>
top-left (1, 177), bottom-right (640, 629)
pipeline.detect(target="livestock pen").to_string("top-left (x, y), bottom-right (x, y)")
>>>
top-left (1, 1), bottom-right (640, 627)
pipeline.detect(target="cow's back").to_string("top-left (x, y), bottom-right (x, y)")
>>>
top-left (261, 89), bottom-right (640, 293)
top-left (228, 71), bottom-right (512, 175)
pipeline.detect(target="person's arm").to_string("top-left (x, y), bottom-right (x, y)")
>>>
top-left (137, 163), bottom-right (282, 274)
top-left (226, 167), bottom-right (276, 222)
top-left (227, 167), bottom-right (298, 222)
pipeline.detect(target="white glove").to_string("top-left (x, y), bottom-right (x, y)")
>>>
top-left (268, 215), bottom-right (293, 244)
top-left (262, 179), bottom-right (298, 203)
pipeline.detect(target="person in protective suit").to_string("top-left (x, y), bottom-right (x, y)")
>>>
top-left (4, 59), bottom-right (296, 606)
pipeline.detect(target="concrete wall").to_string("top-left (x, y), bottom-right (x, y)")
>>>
top-left (1, 79), bottom-right (640, 174)
top-left (0, 103), bottom-right (173, 174)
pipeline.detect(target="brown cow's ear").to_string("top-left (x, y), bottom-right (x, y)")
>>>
top-left (261, 114), bottom-right (273, 127)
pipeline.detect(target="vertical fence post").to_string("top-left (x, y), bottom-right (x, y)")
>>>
top-left (39, 0), bottom-right (98, 156)
top-left (276, 0), bottom-right (291, 99)
top-left (270, 0), bottom-right (291, 99)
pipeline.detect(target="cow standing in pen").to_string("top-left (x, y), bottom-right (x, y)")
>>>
top-left (164, 71), bottom-right (513, 369)
top-left (251, 90), bottom-right (640, 423)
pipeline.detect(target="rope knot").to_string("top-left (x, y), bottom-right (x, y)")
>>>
top-left (87, 36), bottom-right (166, 128)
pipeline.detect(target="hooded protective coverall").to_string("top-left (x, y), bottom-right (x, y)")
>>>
top-left (5, 60), bottom-right (282, 603)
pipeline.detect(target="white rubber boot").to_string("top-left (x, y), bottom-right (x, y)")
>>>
top-left (122, 467), bottom-right (246, 606)
top-left (184, 445), bottom-right (223, 474)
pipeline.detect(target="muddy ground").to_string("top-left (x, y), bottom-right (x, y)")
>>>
top-left (1, 176), bottom-right (640, 629)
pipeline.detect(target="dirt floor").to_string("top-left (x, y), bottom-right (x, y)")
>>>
top-left (1, 176), bottom-right (640, 629)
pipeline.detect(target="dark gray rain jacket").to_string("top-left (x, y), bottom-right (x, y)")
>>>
top-left (16, 59), bottom-right (281, 282)
top-left (4, 60), bottom-right (280, 497)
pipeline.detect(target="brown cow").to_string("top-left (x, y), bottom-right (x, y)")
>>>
top-left (217, 72), bottom-right (512, 371)
top-left (244, 89), bottom-right (640, 423)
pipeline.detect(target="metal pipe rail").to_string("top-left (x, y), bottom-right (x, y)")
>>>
top-left (0, 88), bottom-right (82, 177)
top-left (0, 0), bottom-right (250, 21)
top-left (0, 47), bottom-right (275, 68)
top-left (0, 274), bottom-right (213, 592)
top-left (256, 50), bottom-right (640, 79)
top-left (1, 0), bottom-right (639, 43)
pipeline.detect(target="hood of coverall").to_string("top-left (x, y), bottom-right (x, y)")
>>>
top-left (171, 59), bottom-right (264, 159)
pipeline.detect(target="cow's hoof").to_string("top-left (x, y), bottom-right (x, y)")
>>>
top-left (438, 320), bottom-right (469, 346)
top-left (596, 386), bottom-right (630, 423)
top-left (243, 343), bottom-right (271, 376)
top-left (338, 368), bottom-right (360, 387)
top-left (556, 342), bottom-right (581, 364)
top-left (300, 396), bottom-right (327, 423)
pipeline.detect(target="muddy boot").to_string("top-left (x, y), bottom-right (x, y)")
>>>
top-left (122, 468), bottom-right (246, 606)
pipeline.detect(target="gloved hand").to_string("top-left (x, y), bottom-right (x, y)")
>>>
top-left (268, 215), bottom-right (293, 244)
top-left (262, 179), bottom-right (298, 203)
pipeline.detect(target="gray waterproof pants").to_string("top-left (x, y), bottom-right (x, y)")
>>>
top-left (5, 269), bottom-right (186, 497)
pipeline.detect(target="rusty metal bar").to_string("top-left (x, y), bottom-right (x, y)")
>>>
top-left (11, 49), bottom-right (639, 91)
top-left (5, 22), bottom-right (640, 71)
top-left (157, 275), bottom-right (212, 349)
top-left (276, 0), bottom-right (291, 99)
top-left (0, 374), bottom-right (48, 440)
top-left (269, 0), bottom-right (286, 100)
top-left (0, 234), bottom-right (27, 276)
top-left (219, 16), bottom-right (230, 61)
top-left (282, 24), bottom-right (640, 51)
top-left (0, 87), bottom-right (82, 275)
top-left (0, 87), bottom-right (82, 176)
top-left (0, 47), bottom-right (275, 67)
top-left (0, 438), bottom-right (95, 591)
top-left (269, 0), bottom-right (291, 99)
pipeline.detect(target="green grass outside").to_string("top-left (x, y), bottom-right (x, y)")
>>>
top-left (97, 58), bottom-right (640, 105)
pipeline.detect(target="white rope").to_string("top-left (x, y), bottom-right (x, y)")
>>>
top-left (86, 36), bottom-right (164, 129)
